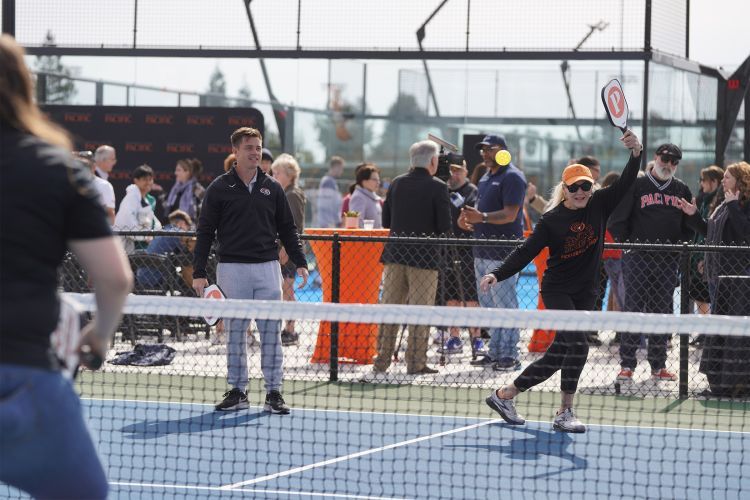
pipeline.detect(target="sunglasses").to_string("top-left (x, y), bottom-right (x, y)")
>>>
top-left (566, 181), bottom-right (593, 193)
top-left (660, 155), bottom-right (679, 166)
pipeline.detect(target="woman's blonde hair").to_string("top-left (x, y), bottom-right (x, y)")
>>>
top-left (0, 34), bottom-right (71, 149)
top-left (271, 153), bottom-right (301, 185)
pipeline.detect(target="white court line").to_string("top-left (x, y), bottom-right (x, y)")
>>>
top-left (110, 481), bottom-right (404, 499)
top-left (220, 419), bottom-right (498, 490)
top-left (82, 396), bottom-right (750, 435)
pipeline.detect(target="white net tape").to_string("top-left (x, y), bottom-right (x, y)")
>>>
top-left (66, 293), bottom-right (749, 337)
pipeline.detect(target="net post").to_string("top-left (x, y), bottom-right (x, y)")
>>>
top-left (678, 242), bottom-right (690, 398)
top-left (329, 232), bottom-right (341, 382)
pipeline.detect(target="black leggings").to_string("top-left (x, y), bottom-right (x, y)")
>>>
top-left (514, 290), bottom-right (596, 394)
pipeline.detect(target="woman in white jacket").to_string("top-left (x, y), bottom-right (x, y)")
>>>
top-left (114, 164), bottom-right (162, 253)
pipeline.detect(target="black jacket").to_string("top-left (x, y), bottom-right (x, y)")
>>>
top-left (193, 167), bottom-right (307, 279)
top-left (380, 168), bottom-right (452, 269)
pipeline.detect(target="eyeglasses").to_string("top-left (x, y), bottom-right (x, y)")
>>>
top-left (660, 155), bottom-right (679, 166)
top-left (480, 146), bottom-right (499, 153)
top-left (566, 181), bottom-right (593, 193)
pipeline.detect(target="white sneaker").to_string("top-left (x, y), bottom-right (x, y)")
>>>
top-left (553, 408), bottom-right (586, 433)
top-left (485, 390), bottom-right (525, 425)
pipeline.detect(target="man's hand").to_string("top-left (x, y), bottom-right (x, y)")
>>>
top-left (676, 197), bottom-right (698, 216)
top-left (192, 277), bottom-right (208, 297)
top-left (621, 130), bottom-right (642, 157)
top-left (461, 206), bottom-right (483, 225)
top-left (296, 268), bottom-right (309, 289)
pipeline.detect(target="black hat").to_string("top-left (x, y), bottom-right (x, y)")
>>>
top-left (475, 134), bottom-right (508, 150)
top-left (262, 148), bottom-right (274, 162)
top-left (654, 143), bottom-right (682, 159)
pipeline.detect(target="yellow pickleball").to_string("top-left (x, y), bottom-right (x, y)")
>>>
top-left (495, 149), bottom-right (511, 166)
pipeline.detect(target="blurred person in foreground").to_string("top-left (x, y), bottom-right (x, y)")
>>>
top-left (481, 130), bottom-right (642, 433)
top-left (609, 143), bottom-right (694, 384)
top-left (271, 153), bottom-right (307, 346)
top-left (192, 127), bottom-right (308, 415)
top-left (0, 34), bottom-right (132, 499)
top-left (365, 140), bottom-right (452, 379)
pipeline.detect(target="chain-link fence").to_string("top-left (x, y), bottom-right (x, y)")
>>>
top-left (58, 232), bottom-right (750, 398)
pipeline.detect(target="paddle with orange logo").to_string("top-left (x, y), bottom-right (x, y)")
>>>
top-left (601, 79), bottom-right (629, 133)
top-left (202, 284), bottom-right (226, 326)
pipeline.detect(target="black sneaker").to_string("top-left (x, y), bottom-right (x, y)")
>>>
top-left (470, 354), bottom-right (495, 367)
top-left (215, 388), bottom-right (249, 411)
top-left (493, 357), bottom-right (522, 372)
top-left (264, 390), bottom-right (290, 415)
top-left (281, 330), bottom-right (299, 346)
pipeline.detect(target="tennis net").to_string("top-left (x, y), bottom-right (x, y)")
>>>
top-left (5, 293), bottom-right (748, 499)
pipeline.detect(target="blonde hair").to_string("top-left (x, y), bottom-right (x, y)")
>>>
top-left (271, 153), bottom-right (301, 185)
top-left (0, 34), bottom-right (71, 149)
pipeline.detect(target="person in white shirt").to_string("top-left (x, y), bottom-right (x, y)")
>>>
top-left (114, 164), bottom-right (162, 253)
top-left (74, 150), bottom-right (115, 224)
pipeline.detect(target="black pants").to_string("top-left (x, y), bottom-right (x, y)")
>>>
top-left (619, 252), bottom-right (678, 371)
top-left (514, 289), bottom-right (596, 394)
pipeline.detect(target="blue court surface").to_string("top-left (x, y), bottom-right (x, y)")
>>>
top-left (73, 399), bottom-right (750, 499)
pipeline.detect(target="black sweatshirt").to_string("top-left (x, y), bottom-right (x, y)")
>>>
top-left (192, 167), bottom-right (307, 279)
top-left (607, 168), bottom-right (694, 244)
top-left (491, 154), bottom-right (641, 294)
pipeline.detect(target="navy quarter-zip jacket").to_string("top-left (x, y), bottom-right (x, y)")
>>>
top-left (192, 167), bottom-right (307, 279)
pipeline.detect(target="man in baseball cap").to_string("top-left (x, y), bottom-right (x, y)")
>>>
top-left (474, 134), bottom-right (508, 151)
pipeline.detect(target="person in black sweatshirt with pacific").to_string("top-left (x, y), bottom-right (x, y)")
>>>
top-left (608, 143), bottom-right (694, 385)
top-left (481, 130), bottom-right (642, 433)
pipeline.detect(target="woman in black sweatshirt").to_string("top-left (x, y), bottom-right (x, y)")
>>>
top-left (482, 130), bottom-right (642, 433)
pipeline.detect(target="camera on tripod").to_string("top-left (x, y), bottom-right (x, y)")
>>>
top-left (428, 133), bottom-right (463, 183)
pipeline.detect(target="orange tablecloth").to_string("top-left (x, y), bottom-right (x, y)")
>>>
top-left (306, 228), bottom-right (389, 364)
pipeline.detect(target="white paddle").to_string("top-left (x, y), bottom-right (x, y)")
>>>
top-left (601, 78), bottom-right (629, 133)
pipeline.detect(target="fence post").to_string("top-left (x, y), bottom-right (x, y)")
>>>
top-left (679, 242), bottom-right (690, 398)
top-left (329, 233), bottom-right (341, 382)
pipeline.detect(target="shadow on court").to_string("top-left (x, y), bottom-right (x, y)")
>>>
top-left (445, 424), bottom-right (588, 479)
top-left (120, 410), bottom-right (267, 439)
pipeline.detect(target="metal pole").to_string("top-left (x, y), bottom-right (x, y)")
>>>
top-left (132, 0), bottom-right (138, 48)
top-left (642, 0), bottom-right (652, 163)
top-left (329, 233), bottom-right (341, 382)
top-left (678, 243), bottom-right (690, 398)
top-left (1, 0), bottom-right (15, 36)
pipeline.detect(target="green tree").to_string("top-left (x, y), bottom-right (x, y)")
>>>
top-left (204, 65), bottom-right (228, 107)
top-left (34, 31), bottom-right (77, 104)
top-left (370, 93), bottom-right (428, 166)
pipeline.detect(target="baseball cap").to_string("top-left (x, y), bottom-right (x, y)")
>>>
top-left (261, 148), bottom-right (274, 161)
top-left (654, 143), bottom-right (682, 159)
top-left (475, 134), bottom-right (508, 150)
top-left (449, 162), bottom-right (467, 170)
top-left (562, 164), bottom-right (594, 186)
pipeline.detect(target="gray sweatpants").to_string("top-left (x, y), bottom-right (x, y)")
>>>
top-left (217, 261), bottom-right (283, 393)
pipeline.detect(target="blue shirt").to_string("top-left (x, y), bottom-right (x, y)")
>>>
top-left (473, 163), bottom-right (526, 260)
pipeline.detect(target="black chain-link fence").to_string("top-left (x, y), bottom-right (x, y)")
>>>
top-left (58, 231), bottom-right (750, 398)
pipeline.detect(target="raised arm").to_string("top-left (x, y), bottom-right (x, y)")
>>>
top-left (599, 130), bottom-right (642, 215)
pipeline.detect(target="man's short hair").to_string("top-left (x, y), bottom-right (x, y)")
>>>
top-left (330, 155), bottom-right (345, 168)
top-left (94, 145), bottom-right (115, 163)
top-left (168, 209), bottom-right (193, 227)
top-left (132, 164), bottom-right (154, 180)
top-left (230, 127), bottom-right (263, 148)
top-left (577, 155), bottom-right (600, 169)
top-left (700, 165), bottom-right (724, 183)
top-left (409, 140), bottom-right (439, 169)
